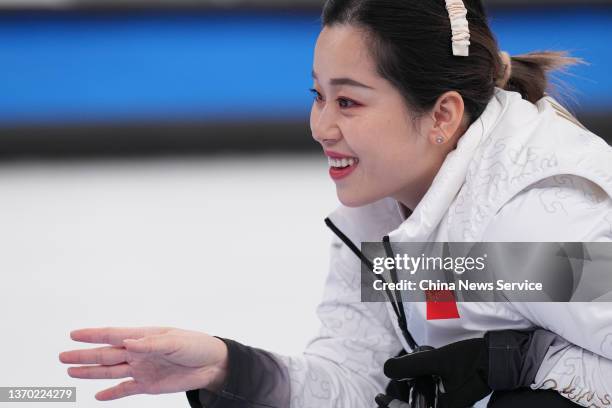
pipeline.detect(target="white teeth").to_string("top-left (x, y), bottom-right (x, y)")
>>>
top-left (328, 157), bottom-right (357, 168)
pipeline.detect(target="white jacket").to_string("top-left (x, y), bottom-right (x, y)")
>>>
top-left (277, 88), bottom-right (612, 408)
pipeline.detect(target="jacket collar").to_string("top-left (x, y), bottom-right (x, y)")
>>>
top-left (387, 88), bottom-right (510, 242)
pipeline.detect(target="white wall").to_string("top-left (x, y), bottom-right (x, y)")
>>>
top-left (0, 154), bottom-right (337, 407)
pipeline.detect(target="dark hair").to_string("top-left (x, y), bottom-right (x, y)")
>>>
top-left (321, 0), bottom-right (582, 125)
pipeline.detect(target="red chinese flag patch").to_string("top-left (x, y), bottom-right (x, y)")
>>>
top-left (425, 289), bottom-right (460, 320)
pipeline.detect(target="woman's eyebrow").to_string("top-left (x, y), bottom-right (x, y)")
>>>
top-left (311, 71), bottom-right (374, 90)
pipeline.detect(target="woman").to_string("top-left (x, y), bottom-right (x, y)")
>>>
top-left (58, 0), bottom-right (612, 407)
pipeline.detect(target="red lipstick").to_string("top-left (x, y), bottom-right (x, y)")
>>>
top-left (325, 150), bottom-right (359, 181)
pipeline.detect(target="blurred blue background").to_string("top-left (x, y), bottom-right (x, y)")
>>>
top-left (0, 11), bottom-right (318, 125)
top-left (1, 0), bottom-right (611, 155)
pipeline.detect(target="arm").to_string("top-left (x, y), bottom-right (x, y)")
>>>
top-left (530, 329), bottom-right (612, 407)
top-left (481, 174), bottom-right (612, 407)
top-left (486, 328), bottom-right (558, 391)
top-left (186, 338), bottom-right (290, 408)
top-left (187, 232), bottom-right (404, 408)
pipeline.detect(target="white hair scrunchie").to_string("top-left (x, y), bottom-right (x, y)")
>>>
top-left (445, 0), bottom-right (470, 57)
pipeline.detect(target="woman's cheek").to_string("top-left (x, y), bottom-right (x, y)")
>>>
top-left (309, 106), bottom-right (318, 134)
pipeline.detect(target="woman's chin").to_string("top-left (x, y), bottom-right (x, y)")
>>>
top-left (337, 190), bottom-right (378, 208)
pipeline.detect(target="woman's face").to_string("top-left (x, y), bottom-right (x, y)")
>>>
top-left (310, 24), bottom-right (447, 210)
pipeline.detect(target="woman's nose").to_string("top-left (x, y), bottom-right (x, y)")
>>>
top-left (311, 106), bottom-right (341, 146)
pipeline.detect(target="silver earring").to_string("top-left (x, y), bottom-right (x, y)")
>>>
top-left (436, 136), bottom-right (445, 144)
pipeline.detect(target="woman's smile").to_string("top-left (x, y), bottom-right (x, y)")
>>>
top-left (325, 150), bottom-right (360, 180)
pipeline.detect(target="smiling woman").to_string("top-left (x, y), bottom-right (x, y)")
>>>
top-left (310, 23), bottom-right (460, 209)
top-left (58, 0), bottom-right (612, 407)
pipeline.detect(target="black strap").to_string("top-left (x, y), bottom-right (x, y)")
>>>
top-left (382, 235), bottom-right (417, 350)
top-left (324, 217), bottom-right (417, 350)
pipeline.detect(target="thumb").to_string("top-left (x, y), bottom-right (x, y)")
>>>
top-left (123, 334), bottom-right (178, 355)
top-left (384, 350), bottom-right (440, 380)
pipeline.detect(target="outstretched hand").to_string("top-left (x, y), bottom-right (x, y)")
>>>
top-left (59, 326), bottom-right (228, 401)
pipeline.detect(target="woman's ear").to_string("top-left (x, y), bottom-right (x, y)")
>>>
top-left (427, 91), bottom-right (466, 146)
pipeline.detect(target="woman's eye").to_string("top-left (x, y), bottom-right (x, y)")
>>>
top-left (309, 88), bottom-right (323, 102)
top-left (309, 89), bottom-right (357, 109)
top-left (338, 98), bottom-right (356, 109)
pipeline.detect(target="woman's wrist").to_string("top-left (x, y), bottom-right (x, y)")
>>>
top-left (485, 329), bottom-right (556, 391)
top-left (188, 336), bottom-right (291, 407)
top-left (199, 337), bottom-right (229, 393)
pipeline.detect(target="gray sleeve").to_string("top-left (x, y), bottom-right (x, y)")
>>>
top-left (530, 334), bottom-right (612, 407)
top-left (486, 327), bottom-right (612, 408)
top-left (186, 337), bottom-right (290, 408)
top-left (486, 329), bottom-right (557, 391)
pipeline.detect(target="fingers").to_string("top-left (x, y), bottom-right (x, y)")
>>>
top-left (59, 346), bottom-right (127, 365)
top-left (67, 363), bottom-right (132, 380)
top-left (123, 334), bottom-right (179, 355)
top-left (95, 379), bottom-right (142, 401)
top-left (69, 327), bottom-right (170, 346)
top-left (384, 350), bottom-right (440, 380)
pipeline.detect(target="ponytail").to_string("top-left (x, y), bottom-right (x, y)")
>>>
top-left (498, 51), bottom-right (585, 104)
